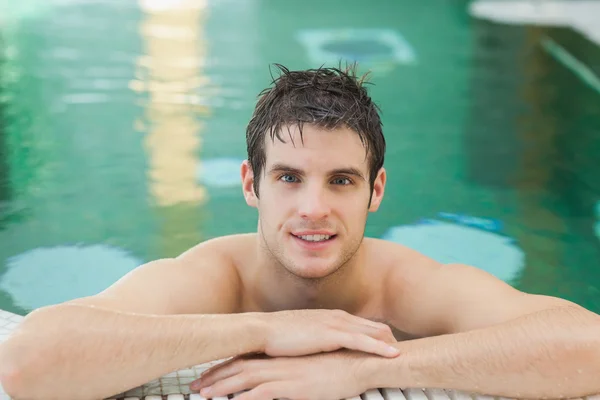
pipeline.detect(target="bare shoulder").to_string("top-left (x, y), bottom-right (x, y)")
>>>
top-left (361, 237), bottom-right (442, 302)
top-left (64, 234), bottom-right (250, 316)
top-left (362, 237), bottom-right (445, 335)
top-left (363, 237), bottom-right (443, 283)
top-left (177, 232), bottom-right (256, 264)
top-left (367, 237), bottom-right (575, 337)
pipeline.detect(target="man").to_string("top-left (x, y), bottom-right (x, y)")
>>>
top-left (1, 65), bottom-right (599, 400)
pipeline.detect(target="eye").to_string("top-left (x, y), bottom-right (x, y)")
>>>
top-left (279, 174), bottom-right (299, 183)
top-left (331, 177), bottom-right (352, 185)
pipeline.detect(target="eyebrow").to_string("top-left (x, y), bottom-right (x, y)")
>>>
top-left (268, 163), bottom-right (366, 181)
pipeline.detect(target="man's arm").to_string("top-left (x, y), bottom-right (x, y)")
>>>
top-left (367, 303), bottom-right (600, 398)
top-left (371, 259), bottom-right (600, 398)
top-left (0, 238), bottom-right (253, 400)
top-left (1, 301), bottom-right (265, 400)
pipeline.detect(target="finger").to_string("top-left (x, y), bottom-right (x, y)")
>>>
top-left (192, 355), bottom-right (276, 392)
top-left (342, 311), bottom-right (391, 330)
top-left (372, 324), bottom-right (397, 344)
top-left (192, 368), bottom-right (241, 392)
top-left (201, 355), bottom-right (240, 375)
top-left (195, 352), bottom-right (269, 387)
top-left (335, 332), bottom-right (400, 357)
top-left (331, 314), bottom-right (397, 345)
top-left (191, 370), bottom-right (241, 392)
top-left (191, 361), bottom-right (244, 391)
top-left (348, 320), bottom-right (397, 344)
top-left (235, 382), bottom-right (286, 400)
top-left (197, 368), bottom-right (278, 398)
top-left (332, 311), bottom-right (397, 341)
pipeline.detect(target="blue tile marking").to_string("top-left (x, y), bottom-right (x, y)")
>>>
top-left (296, 28), bottom-right (417, 68)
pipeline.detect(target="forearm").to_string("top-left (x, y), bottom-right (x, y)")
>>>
top-left (1, 304), bottom-right (265, 400)
top-left (369, 306), bottom-right (600, 399)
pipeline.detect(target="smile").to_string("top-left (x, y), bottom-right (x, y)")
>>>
top-left (295, 234), bottom-right (333, 242)
top-left (291, 234), bottom-right (337, 251)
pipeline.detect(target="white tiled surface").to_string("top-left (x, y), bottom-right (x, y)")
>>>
top-left (106, 359), bottom-right (227, 399)
top-left (0, 309), bottom-right (23, 344)
top-left (470, 0), bottom-right (600, 45)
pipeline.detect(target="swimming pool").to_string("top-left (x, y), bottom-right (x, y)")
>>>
top-left (0, 0), bottom-right (598, 316)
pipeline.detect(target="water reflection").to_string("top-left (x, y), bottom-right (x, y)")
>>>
top-left (133, 0), bottom-right (210, 258)
top-left (466, 19), bottom-right (600, 312)
top-left (0, 1), bottom-right (598, 314)
top-left (0, 2), bottom-right (150, 313)
top-left (0, 35), bottom-right (9, 219)
top-left (0, 33), bottom-right (17, 313)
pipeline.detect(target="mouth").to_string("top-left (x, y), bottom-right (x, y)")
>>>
top-left (290, 233), bottom-right (337, 249)
top-left (292, 233), bottom-right (336, 242)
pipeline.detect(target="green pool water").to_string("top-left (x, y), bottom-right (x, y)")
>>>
top-left (0, 0), bottom-right (598, 316)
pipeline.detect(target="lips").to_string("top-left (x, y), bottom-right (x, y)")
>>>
top-left (294, 234), bottom-right (333, 242)
top-left (290, 232), bottom-right (337, 250)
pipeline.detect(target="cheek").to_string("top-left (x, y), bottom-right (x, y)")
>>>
top-left (262, 187), bottom-right (293, 213)
top-left (344, 194), bottom-right (370, 212)
top-left (258, 195), bottom-right (288, 227)
top-left (340, 201), bottom-right (369, 225)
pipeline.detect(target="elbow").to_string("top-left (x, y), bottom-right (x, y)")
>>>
top-left (2, 368), bottom-right (47, 400)
top-left (0, 331), bottom-right (56, 400)
top-left (0, 340), bottom-right (28, 399)
top-left (1, 307), bottom-right (68, 399)
top-left (1, 368), bottom-right (23, 400)
top-left (0, 341), bottom-right (55, 400)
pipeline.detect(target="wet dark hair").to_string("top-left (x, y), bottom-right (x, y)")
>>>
top-left (246, 63), bottom-right (386, 197)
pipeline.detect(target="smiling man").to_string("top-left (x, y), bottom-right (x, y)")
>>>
top-left (2, 64), bottom-right (600, 400)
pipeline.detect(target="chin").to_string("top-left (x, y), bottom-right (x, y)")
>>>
top-left (284, 258), bottom-right (342, 280)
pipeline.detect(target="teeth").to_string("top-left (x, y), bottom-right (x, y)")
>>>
top-left (298, 234), bottom-right (331, 242)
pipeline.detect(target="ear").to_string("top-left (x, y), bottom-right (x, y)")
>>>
top-left (241, 160), bottom-right (258, 208)
top-left (368, 167), bottom-right (386, 212)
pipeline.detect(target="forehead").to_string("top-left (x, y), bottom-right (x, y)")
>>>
top-left (265, 124), bottom-right (369, 169)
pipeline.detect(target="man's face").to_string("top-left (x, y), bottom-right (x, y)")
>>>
top-left (241, 124), bottom-right (386, 279)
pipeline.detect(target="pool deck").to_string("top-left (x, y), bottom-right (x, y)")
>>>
top-left (470, 0), bottom-right (600, 46)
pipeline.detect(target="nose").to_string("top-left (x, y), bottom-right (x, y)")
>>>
top-left (297, 184), bottom-right (331, 221)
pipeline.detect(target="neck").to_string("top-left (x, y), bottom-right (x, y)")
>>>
top-left (250, 235), bottom-right (369, 314)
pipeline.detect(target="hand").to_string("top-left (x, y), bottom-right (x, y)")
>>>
top-left (190, 351), bottom-right (377, 400)
top-left (259, 309), bottom-right (399, 358)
